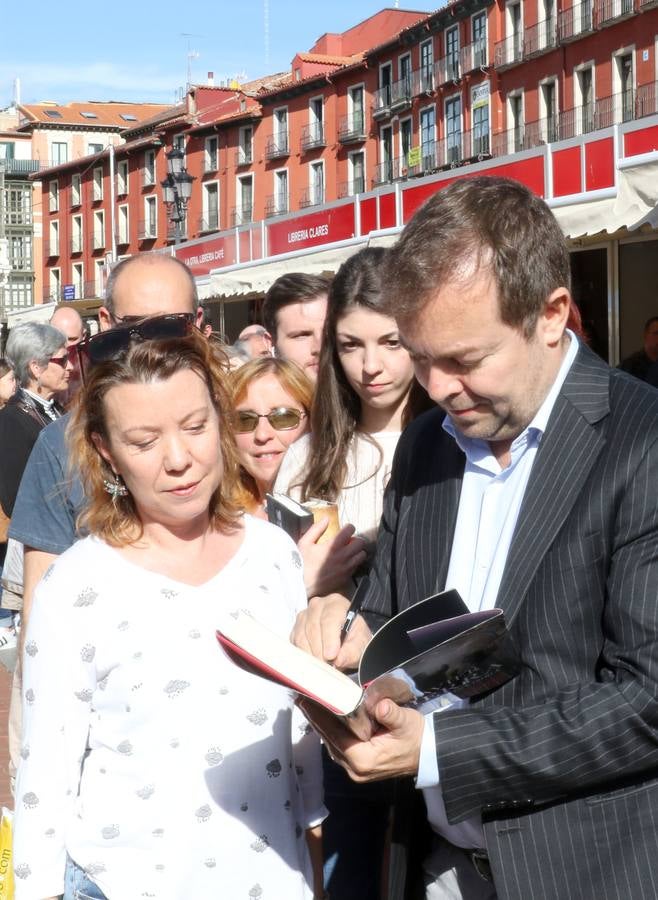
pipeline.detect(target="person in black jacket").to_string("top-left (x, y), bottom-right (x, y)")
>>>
top-left (0, 322), bottom-right (72, 519)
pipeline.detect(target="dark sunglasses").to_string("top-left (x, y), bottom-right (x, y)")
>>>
top-left (77, 313), bottom-right (195, 378)
top-left (48, 354), bottom-right (70, 368)
top-left (234, 407), bottom-right (306, 433)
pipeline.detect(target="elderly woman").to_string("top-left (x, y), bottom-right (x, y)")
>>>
top-left (0, 323), bottom-right (72, 520)
top-left (13, 328), bottom-right (324, 900)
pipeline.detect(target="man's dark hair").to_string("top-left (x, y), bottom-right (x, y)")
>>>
top-left (104, 255), bottom-right (198, 316)
top-left (644, 316), bottom-right (658, 333)
top-left (383, 176), bottom-right (571, 336)
top-left (262, 273), bottom-right (332, 338)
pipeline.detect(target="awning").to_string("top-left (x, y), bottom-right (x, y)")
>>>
top-left (206, 230), bottom-right (401, 300)
top-left (552, 160), bottom-right (658, 239)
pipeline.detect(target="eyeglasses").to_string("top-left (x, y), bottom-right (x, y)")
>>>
top-left (49, 355), bottom-right (70, 369)
top-left (77, 313), bottom-right (195, 378)
top-left (234, 407), bottom-right (306, 433)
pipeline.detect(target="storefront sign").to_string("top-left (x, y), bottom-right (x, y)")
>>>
top-left (175, 235), bottom-right (237, 276)
top-left (267, 203), bottom-right (356, 256)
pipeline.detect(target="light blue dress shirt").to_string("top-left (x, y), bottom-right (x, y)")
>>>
top-left (416, 332), bottom-right (579, 848)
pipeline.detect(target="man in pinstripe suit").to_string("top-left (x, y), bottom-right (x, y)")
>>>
top-left (294, 177), bottom-right (658, 899)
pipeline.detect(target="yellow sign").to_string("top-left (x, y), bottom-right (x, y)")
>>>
top-left (406, 146), bottom-right (421, 167)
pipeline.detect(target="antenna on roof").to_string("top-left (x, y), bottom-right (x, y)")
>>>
top-left (264, 0), bottom-right (270, 68)
top-left (181, 33), bottom-right (202, 88)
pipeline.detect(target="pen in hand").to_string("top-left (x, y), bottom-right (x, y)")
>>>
top-left (339, 577), bottom-right (370, 644)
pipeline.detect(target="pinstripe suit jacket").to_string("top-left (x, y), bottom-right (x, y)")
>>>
top-left (362, 343), bottom-right (658, 900)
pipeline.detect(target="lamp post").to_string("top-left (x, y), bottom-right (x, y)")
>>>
top-left (160, 147), bottom-right (195, 244)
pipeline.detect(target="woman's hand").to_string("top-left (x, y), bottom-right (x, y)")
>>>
top-left (298, 521), bottom-right (367, 599)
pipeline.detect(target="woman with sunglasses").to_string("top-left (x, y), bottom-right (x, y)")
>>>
top-left (13, 329), bottom-right (325, 899)
top-left (275, 246), bottom-right (433, 900)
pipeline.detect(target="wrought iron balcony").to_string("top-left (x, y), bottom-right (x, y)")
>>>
top-left (493, 33), bottom-right (524, 69)
top-left (70, 236), bottom-right (83, 254)
top-left (265, 134), bottom-right (289, 160)
top-left (338, 114), bottom-right (367, 144)
top-left (137, 220), bottom-right (157, 241)
top-left (0, 159), bottom-right (41, 175)
top-left (557, 90), bottom-right (636, 140)
top-left (558, 0), bottom-right (593, 41)
top-left (204, 153), bottom-right (218, 173)
top-left (231, 206), bottom-right (253, 226)
top-left (523, 17), bottom-right (558, 57)
top-left (90, 230), bottom-right (105, 250)
top-left (412, 67), bottom-right (435, 96)
top-left (197, 214), bottom-right (219, 233)
top-left (390, 75), bottom-right (413, 112)
top-left (595, 0), bottom-right (635, 27)
top-left (461, 38), bottom-right (488, 73)
top-left (235, 147), bottom-right (253, 167)
top-left (373, 159), bottom-right (400, 186)
top-left (300, 123), bottom-right (326, 152)
top-left (636, 81), bottom-right (658, 118)
top-left (337, 177), bottom-right (366, 198)
top-left (115, 230), bottom-right (130, 247)
top-left (142, 170), bottom-right (157, 188)
top-left (265, 193), bottom-right (289, 217)
top-left (435, 54), bottom-right (461, 85)
top-left (44, 240), bottom-right (60, 258)
top-left (299, 187), bottom-right (324, 209)
top-left (373, 85), bottom-right (392, 119)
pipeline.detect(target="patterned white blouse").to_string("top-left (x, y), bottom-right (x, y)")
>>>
top-left (14, 515), bottom-right (325, 900)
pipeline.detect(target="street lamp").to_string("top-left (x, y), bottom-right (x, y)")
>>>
top-left (160, 147), bottom-right (195, 244)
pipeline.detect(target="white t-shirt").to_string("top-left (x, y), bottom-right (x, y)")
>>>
top-left (274, 431), bottom-right (401, 546)
top-left (14, 516), bottom-right (324, 900)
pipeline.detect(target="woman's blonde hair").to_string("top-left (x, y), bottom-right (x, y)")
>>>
top-left (69, 329), bottom-right (242, 546)
top-left (229, 357), bottom-right (313, 511)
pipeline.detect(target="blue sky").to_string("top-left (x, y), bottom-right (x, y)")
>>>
top-left (1, 1), bottom-right (431, 109)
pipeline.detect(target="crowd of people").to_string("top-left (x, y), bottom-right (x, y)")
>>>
top-left (1, 175), bottom-right (658, 900)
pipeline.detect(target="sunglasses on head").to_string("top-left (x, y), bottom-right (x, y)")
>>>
top-left (77, 313), bottom-right (195, 378)
top-left (234, 407), bottom-right (306, 433)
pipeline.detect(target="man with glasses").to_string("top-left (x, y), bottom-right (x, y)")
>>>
top-left (6, 253), bottom-right (201, 783)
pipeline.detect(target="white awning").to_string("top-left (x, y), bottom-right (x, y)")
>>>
top-left (206, 230), bottom-right (401, 300)
top-left (552, 160), bottom-right (658, 239)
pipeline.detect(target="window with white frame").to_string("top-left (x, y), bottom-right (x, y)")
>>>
top-left (471, 83), bottom-right (490, 156)
top-left (51, 142), bottom-right (68, 165)
top-left (445, 27), bottom-right (460, 80)
top-left (93, 210), bottom-right (105, 249)
top-left (379, 62), bottom-right (393, 108)
top-left (420, 106), bottom-right (436, 168)
top-left (73, 263), bottom-right (84, 299)
top-left (472, 12), bottom-right (487, 67)
top-left (273, 169), bottom-right (288, 214)
top-left (205, 136), bottom-right (219, 172)
top-left (575, 65), bottom-right (594, 134)
top-left (445, 95), bottom-right (462, 163)
top-left (49, 220), bottom-right (60, 257)
top-left (614, 50), bottom-right (634, 123)
top-left (92, 166), bottom-right (103, 201)
top-left (143, 196), bottom-right (157, 238)
top-left (9, 234), bottom-right (31, 270)
top-left (349, 151), bottom-right (365, 194)
top-left (349, 85), bottom-right (365, 133)
top-left (144, 150), bottom-right (156, 186)
top-left (117, 204), bottom-right (129, 245)
top-left (380, 125), bottom-right (394, 182)
top-left (173, 134), bottom-right (186, 160)
top-left (49, 180), bottom-right (59, 212)
top-left (238, 126), bottom-right (253, 165)
top-left (71, 214), bottom-right (83, 253)
top-left (507, 2), bottom-right (523, 62)
top-left (540, 79), bottom-right (558, 141)
top-left (117, 160), bottom-right (129, 195)
top-left (508, 91), bottom-right (524, 151)
top-left (88, 142), bottom-right (103, 156)
top-left (399, 54), bottom-right (412, 86)
top-left (309, 97), bottom-right (323, 144)
top-left (95, 259), bottom-right (105, 296)
top-left (420, 40), bottom-right (434, 92)
top-left (50, 267), bottom-right (61, 300)
top-left (310, 161), bottom-right (324, 206)
top-left (400, 118), bottom-right (413, 166)
top-left (237, 175), bottom-right (253, 224)
top-left (202, 182), bottom-right (219, 231)
top-left (274, 107), bottom-right (288, 153)
top-left (71, 173), bottom-right (81, 207)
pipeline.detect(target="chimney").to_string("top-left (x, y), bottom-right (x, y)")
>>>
top-left (207, 71), bottom-right (215, 86)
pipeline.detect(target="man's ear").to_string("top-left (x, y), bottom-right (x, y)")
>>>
top-left (28, 359), bottom-right (42, 382)
top-left (98, 306), bottom-right (113, 333)
top-left (91, 431), bottom-right (116, 473)
top-left (539, 288), bottom-right (571, 346)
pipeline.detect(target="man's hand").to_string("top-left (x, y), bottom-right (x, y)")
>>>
top-left (298, 522), bottom-right (367, 599)
top-left (300, 697), bottom-right (425, 782)
top-left (291, 593), bottom-right (372, 670)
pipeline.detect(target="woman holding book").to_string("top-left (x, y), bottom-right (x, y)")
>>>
top-left (13, 328), bottom-right (325, 900)
top-left (274, 246), bottom-right (432, 900)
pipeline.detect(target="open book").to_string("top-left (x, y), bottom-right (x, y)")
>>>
top-left (217, 590), bottom-right (520, 740)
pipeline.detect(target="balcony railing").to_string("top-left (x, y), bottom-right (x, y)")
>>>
top-left (494, 33), bottom-right (524, 69)
top-left (70, 236), bottom-right (83, 254)
top-left (413, 67), bottom-right (435, 96)
top-left (373, 85), bottom-right (392, 118)
top-left (435, 54), bottom-right (461, 85)
top-left (407, 129), bottom-right (493, 176)
top-left (301, 123), bottom-right (326, 151)
top-left (557, 90), bottom-right (636, 139)
top-left (138, 220), bottom-right (157, 240)
top-left (90, 231), bottom-right (105, 250)
top-left (299, 188), bottom-right (324, 209)
top-left (265, 134), bottom-right (289, 160)
top-left (0, 159), bottom-right (41, 175)
top-left (558, 0), bottom-right (593, 41)
top-left (166, 221), bottom-right (187, 242)
top-left (142, 170), bottom-right (156, 188)
top-left (115, 231), bottom-right (130, 247)
top-left (595, 0), bottom-right (635, 26)
top-left (523, 17), bottom-right (558, 57)
top-left (235, 147), bottom-right (253, 167)
top-left (204, 153), bottom-right (218, 173)
top-left (337, 177), bottom-right (366, 197)
top-left (637, 81), bottom-right (658, 117)
top-left (265, 193), bottom-right (289, 217)
top-left (461, 39), bottom-right (488, 72)
top-left (338, 113), bottom-right (367, 144)
top-left (639, 0), bottom-right (658, 9)
top-left (197, 214), bottom-right (219, 233)
top-left (44, 241), bottom-right (59, 258)
top-left (373, 158), bottom-right (402, 185)
top-left (231, 206), bottom-right (253, 226)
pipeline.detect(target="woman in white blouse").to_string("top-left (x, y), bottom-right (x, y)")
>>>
top-left (275, 246), bottom-right (432, 900)
top-left (14, 327), bottom-right (325, 900)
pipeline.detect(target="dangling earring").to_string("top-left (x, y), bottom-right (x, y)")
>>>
top-left (103, 472), bottom-right (128, 499)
